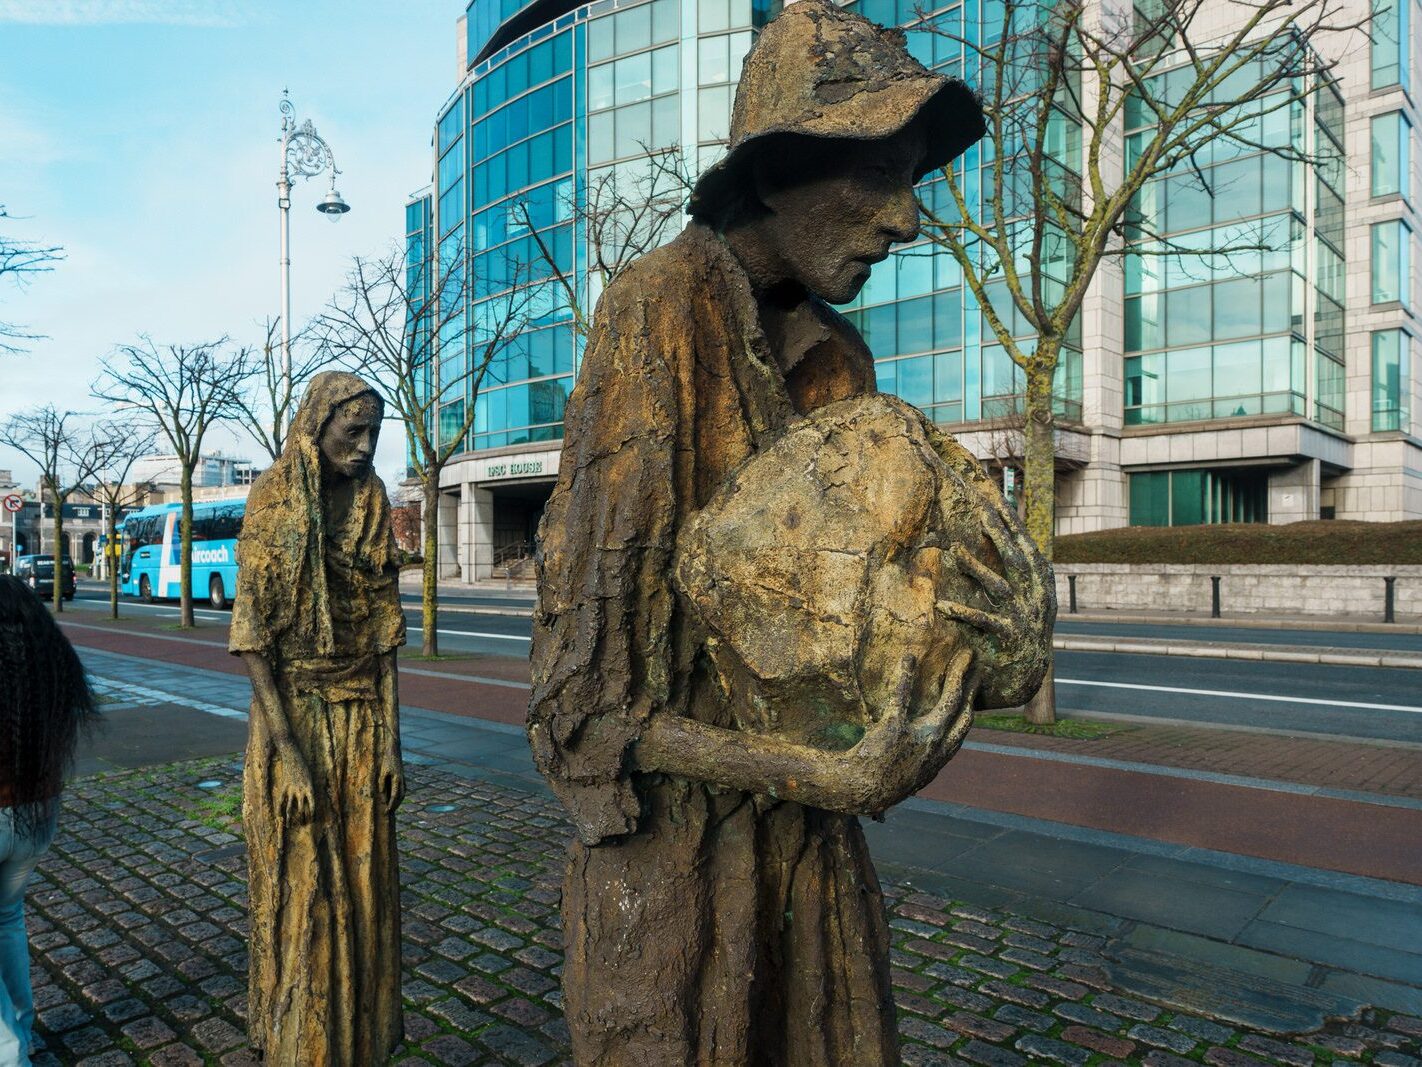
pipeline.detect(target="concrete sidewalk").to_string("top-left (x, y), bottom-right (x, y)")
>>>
top-left (76, 647), bottom-right (1422, 1035)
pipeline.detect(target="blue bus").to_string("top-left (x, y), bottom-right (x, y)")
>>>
top-left (118, 499), bottom-right (245, 609)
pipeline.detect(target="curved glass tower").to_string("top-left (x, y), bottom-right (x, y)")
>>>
top-left (411, 0), bottom-right (774, 579)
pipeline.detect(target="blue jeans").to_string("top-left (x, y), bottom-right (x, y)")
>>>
top-left (0, 805), bottom-right (57, 1067)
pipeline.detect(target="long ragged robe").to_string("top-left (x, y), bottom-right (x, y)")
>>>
top-left (530, 223), bottom-right (904, 1065)
top-left (231, 372), bottom-right (406, 1066)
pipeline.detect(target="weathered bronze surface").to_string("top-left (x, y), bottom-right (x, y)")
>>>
top-left (231, 371), bottom-right (407, 1065)
top-left (530, 2), bottom-right (1053, 1063)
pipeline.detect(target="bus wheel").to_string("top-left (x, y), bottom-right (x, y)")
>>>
top-left (139, 576), bottom-right (153, 603)
top-left (209, 575), bottom-right (228, 611)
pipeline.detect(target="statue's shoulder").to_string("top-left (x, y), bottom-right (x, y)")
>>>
top-left (597, 224), bottom-right (726, 319)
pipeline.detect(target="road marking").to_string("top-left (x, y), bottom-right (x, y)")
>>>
top-left (405, 626), bottom-right (530, 642)
top-left (74, 598), bottom-right (228, 621)
top-left (1057, 677), bottom-right (1422, 715)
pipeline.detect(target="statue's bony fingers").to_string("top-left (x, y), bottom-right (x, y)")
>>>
top-left (978, 490), bottom-right (1037, 564)
top-left (888, 652), bottom-right (918, 723)
top-left (936, 668), bottom-right (981, 761)
top-left (915, 647), bottom-right (975, 741)
top-left (951, 543), bottom-right (1011, 602)
top-left (937, 599), bottom-right (1012, 637)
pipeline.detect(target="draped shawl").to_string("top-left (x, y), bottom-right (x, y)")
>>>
top-left (230, 371), bottom-right (405, 660)
top-left (528, 223), bottom-right (879, 845)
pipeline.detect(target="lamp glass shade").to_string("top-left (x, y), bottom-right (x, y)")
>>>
top-left (317, 189), bottom-right (350, 219)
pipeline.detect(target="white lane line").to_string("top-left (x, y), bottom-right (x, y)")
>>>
top-left (405, 626), bottom-right (530, 642)
top-left (76, 599), bottom-right (228, 621)
top-left (1057, 677), bottom-right (1422, 715)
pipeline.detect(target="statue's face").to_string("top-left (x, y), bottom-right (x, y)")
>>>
top-left (752, 125), bottom-right (926, 304)
top-left (319, 394), bottom-right (382, 480)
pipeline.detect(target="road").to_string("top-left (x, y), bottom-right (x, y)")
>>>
top-left (68, 585), bottom-right (1422, 745)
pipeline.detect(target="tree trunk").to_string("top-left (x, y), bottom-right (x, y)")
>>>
top-left (180, 469), bottom-right (194, 628)
top-left (108, 508), bottom-right (119, 620)
top-left (51, 498), bottom-right (64, 615)
top-left (421, 476), bottom-right (439, 658)
top-left (1022, 357), bottom-right (1058, 726)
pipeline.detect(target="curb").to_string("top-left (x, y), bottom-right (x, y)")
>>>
top-left (1063, 611), bottom-right (1422, 634)
top-left (420, 603), bottom-right (536, 618)
top-left (1055, 636), bottom-right (1422, 669)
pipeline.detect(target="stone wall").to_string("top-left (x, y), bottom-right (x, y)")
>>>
top-left (1055, 563), bottom-right (1422, 620)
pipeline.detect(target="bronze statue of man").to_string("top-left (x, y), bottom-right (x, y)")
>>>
top-left (231, 371), bottom-right (406, 1065)
top-left (530, 2), bottom-right (1054, 1063)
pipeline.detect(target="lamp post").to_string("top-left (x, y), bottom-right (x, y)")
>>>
top-left (277, 91), bottom-right (350, 426)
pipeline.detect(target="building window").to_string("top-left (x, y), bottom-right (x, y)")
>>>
top-left (1315, 350), bottom-right (1345, 430)
top-left (1124, 336), bottom-right (1302, 425)
top-left (1372, 329), bottom-right (1412, 432)
top-left (1371, 0), bottom-right (1411, 91)
top-left (1371, 112), bottom-right (1411, 199)
top-left (1371, 219), bottom-right (1412, 305)
top-left (1129, 468), bottom-right (1269, 526)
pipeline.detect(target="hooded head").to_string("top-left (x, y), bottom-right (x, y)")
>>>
top-left (230, 371), bottom-right (400, 658)
top-left (289, 371), bottom-right (384, 484)
top-left (688, 0), bottom-right (984, 221)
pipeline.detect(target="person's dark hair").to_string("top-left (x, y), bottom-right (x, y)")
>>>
top-left (0, 575), bottom-right (98, 836)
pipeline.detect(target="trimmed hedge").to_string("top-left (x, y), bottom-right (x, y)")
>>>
top-left (1054, 520), bottom-right (1422, 566)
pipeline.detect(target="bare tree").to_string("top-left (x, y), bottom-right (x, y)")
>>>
top-left (318, 242), bottom-right (529, 657)
top-left (93, 338), bottom-right (254, 627)
top-left (0, 205), bottom-right (64, 354)
top-left (514, 145), bottom-right (694, 339)
top-left (917, 0), bottom-right (1365, 721)
top-left (235, 315), bottom-right (326, 461)
top-left (0, 406), bottom-right (112, 613)
top-left (90, 421), bottom-right (159, 620)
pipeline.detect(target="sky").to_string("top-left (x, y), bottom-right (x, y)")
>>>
top-left (0, 0), bottom-right (463, 491)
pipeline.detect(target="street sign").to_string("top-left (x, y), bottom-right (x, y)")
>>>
top-left (1, 494), bottom-right (21, 514)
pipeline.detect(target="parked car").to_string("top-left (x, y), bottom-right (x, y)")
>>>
top-left (13, 554), bottom-right (76, 601)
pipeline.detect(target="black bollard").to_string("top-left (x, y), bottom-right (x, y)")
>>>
top-left (1385, 576), bottom-right (1396, 624)
top-left (1210, 575), bottom-right (1221, 618)
top-left (1068, 574), bottom-right (1078, 614)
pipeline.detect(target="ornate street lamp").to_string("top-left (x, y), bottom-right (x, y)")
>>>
top-left (277, 91), bottom-right (349, 425)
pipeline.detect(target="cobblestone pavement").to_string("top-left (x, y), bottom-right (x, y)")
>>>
top-left (24, 758), bottom-right (1422, 1067)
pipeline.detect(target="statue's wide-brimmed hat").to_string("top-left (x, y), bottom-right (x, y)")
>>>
top-left (688, 0), bottom-right (985, 218)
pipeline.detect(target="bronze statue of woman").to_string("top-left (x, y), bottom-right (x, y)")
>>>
top-left (530, 2), bottom-right (1054, 1063)
top-left (231, 371), bottom-right (406, 1065)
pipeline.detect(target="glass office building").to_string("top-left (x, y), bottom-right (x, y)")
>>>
top-left (411, 0), bottom-right (1420, 580)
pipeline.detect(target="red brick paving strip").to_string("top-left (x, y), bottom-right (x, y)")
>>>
top-left (983, 726), bottom-right (1422, 800)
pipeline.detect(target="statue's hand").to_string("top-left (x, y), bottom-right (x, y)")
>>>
top-left (842, 648), bottom-right (977, 815)
top-left (272, 738), bottom-right (316, 824)
top-left (935, 490), bottom-right (1054, 707)
top-left (378, 741), bottom-right (405, 814)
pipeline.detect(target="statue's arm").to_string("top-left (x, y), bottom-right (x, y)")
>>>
top-left (635, 715), bottom-right (879, 812)
top-left (634, 649), bottom-right (978, 816)
top-left (376, 650), bottom-right (405, 812)
top-left (241, 652), bottom-right (296, 744)
top-left (240, 652), bottom-right (316, 822)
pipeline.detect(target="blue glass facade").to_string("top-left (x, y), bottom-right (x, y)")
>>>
top-left (413, 0), bottom-right (1097, 467)
top-left (415, 0), bottom-right (771, 459)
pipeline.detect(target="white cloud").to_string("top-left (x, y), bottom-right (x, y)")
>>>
top-left (0, 0), bottom-right (240, 26)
